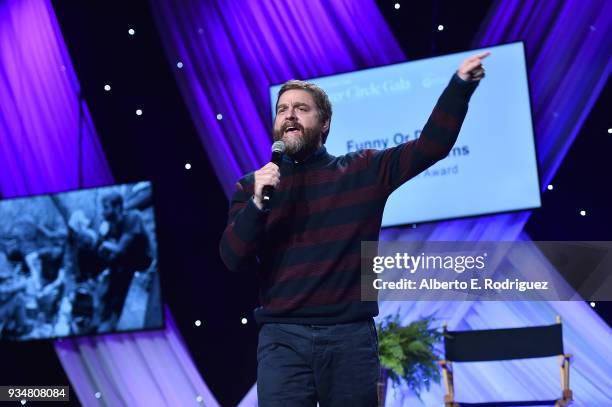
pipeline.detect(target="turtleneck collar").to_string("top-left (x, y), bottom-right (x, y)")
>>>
top-left (282, 146), bottom-right (332, 166)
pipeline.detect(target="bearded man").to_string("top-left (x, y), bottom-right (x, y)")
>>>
top-left (220, 52), bottom-right (489, 406)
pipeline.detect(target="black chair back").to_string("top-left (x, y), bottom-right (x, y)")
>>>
top-left (445, 324), bottom-right (563, 362)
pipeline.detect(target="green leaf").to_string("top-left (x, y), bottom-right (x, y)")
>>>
top-left (376, 312), bottom-right (443, 398)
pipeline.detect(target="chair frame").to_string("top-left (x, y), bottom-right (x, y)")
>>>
top-left (438, 315), bottom-right (573, 407)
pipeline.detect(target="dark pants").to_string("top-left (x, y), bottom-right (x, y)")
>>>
top-left (257, 319), bottom-right (380, 407)
top-left (102, 268), bottom-right (134, 322)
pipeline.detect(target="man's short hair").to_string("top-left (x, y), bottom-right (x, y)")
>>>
top-left (101, 192), bottom-right (123, 208)
top-left (276, 80), bottom-right (333, 143)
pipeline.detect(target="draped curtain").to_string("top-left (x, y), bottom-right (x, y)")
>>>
top-left (149, 0), bottom-right (405, 197)
top-left (0, 0), bottom-right (112, 197)
top-left (0, 1), bottom-right (218, 405)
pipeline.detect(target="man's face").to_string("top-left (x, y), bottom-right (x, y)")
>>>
top-left (273, 89), bottom-right (327, 157)
top-left (102, 201), bottom-right (121, 223)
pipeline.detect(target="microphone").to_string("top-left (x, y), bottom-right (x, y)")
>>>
top-left (262, 141), bottom-right (285, 207)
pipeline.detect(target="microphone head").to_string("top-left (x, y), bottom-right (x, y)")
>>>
top-left (271, 141), bottom-right (286, 154)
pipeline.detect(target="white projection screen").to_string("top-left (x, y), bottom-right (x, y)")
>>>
top-left (270, 42), bottom-right (541, 227)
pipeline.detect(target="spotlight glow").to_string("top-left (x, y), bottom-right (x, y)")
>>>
top-left (438, 24), bottom-right (444, 31)
top-left (580, 210), bottom-right (586, 216)
top-left (177, 61), bottom-right (184, 69)
top-left (394, 3), bottom-right (400, 9)
top-left (136, 109), bottom-right (143, 116)
top-left (104, 84), bottom-right (111, 91)
top-left (547, 184), bottom-right (553, 190)
top-left (185, 163), bottom-right (192, 170)
top-left (216, 113), bottom-right (223, 120)
top-left (608, 128), bottom-right (612, 134)
top-left (94, 392), bottom-right (101, 399)
top-left (196, 395), bottom-right (203, 403)
top-left (241, 317), bottom-right (248, 325)
top-left (128, 28), bottom-right (135, 36)
top-left (590, 302), bottom-right (596, 308)
top-left (194, 319), bottom-right (201, 326)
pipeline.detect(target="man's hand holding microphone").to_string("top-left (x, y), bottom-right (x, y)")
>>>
top-left (252, 141), bottom-right (285, 210)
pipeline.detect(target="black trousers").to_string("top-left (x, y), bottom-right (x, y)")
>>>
top-left (102, 269), bottom-right (134, 321)
top-left (257, 319), bottom-right (380, 407)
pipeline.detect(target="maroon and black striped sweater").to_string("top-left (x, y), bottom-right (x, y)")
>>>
top-left (220, 74), bottom-right (479, 324)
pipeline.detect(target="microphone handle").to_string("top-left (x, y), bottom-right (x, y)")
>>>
top-left (262, 151), bottom-right (283, 207)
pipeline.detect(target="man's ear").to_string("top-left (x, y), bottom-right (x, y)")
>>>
top-left (322, 119), bottom-right (330, 133)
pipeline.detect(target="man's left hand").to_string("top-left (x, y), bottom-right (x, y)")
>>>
top-left (457, 51), bottom-right (490, 81)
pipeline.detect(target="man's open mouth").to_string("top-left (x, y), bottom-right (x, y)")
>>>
top-left (284, 126), bottom-right (300, 135)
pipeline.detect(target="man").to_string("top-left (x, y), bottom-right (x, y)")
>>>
top-left (97, 192), bottom-right (152, 330)
top-left (220, 52), bottom-right (489, 406)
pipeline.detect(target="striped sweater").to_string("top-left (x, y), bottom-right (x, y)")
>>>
top-left (220, 74), bottom-right (479, 324)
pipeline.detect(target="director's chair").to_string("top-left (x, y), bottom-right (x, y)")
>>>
top-left (438, 316), bottom-right (572, 407)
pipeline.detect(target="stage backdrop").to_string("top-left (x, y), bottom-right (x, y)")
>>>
top-left (150, 0), bottom-right (405, 197)
top-left (151, 0), bottom-right (612, 405)
top-left (0, 0), bottom-right (219, 405)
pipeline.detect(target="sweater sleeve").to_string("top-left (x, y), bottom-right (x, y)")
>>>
top-left (219, 174), bottom-right (267, 271)
top-left (369, 73), bottom-right (479, 192)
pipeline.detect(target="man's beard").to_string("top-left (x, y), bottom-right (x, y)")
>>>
top-left (273, 121), bottom-right (322, 158)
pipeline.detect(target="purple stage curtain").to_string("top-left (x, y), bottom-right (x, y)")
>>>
top-left (0, 0), bottom-right (113, 197)
top-left (474, 0), bottom-right (612, 189)
top-left (149, 0), bottom-right (405, 197)
top-left (55, 307), bottom-right (220, 407)
top-left (0, 1), bottom-right (218, 406)
top-left (150, 0), bottom-right (612, 405)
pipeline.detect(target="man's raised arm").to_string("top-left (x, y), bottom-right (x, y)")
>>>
top-left (370, 51), bottom-right (490, 191)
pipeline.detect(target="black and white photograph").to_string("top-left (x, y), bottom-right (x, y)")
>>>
top-left (0, 181), bottom-right (163, 341)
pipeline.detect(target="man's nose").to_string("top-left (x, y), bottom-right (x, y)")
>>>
top-left (286, 108), bottom-right (297, 119)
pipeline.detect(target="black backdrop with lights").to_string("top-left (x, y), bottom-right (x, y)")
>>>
top-left (0, 1), bottom-right (609, 405)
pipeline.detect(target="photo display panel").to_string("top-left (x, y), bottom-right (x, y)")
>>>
top-left (0, 181), bottom-right (163, 342)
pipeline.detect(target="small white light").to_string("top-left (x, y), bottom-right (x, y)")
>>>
top-left (547, 184), bottom-right (553, 191)
top-left (394, 3), bottom-right (400, 9)
top-left (194, 319), bottom-right (201, 326)
top-left (196, 395), bottom-right (203, 403)
top-left (177, 61), bottom-right (184, 69)
top-left (241, 317), bottom-right (248, 325)
top-left (216, 113), bottom-right (223, 120)
top-left (438, 24), bottom-right (444, 31)
top-left (608, 128), bottom-right (612, 134)
top-left (94, 392), bottom-right (101, 399)
top-left (128, 28), bottom-right (135, 36)
top-left (580, 210), bottom-right (586, 216)
top-left (590, 302), bottom-right (596, 308)
top-left (104, 84), bottom-right (111, 92)
top-left (185, 163), bottom-right (192, 170)
top-left (20, 400), bottom-right (26, 406)
top-left (136, 109), bottom-right (143, 116)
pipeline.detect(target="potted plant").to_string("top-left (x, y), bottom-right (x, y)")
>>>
top-left (376, 313), bottom-right (443, 406)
